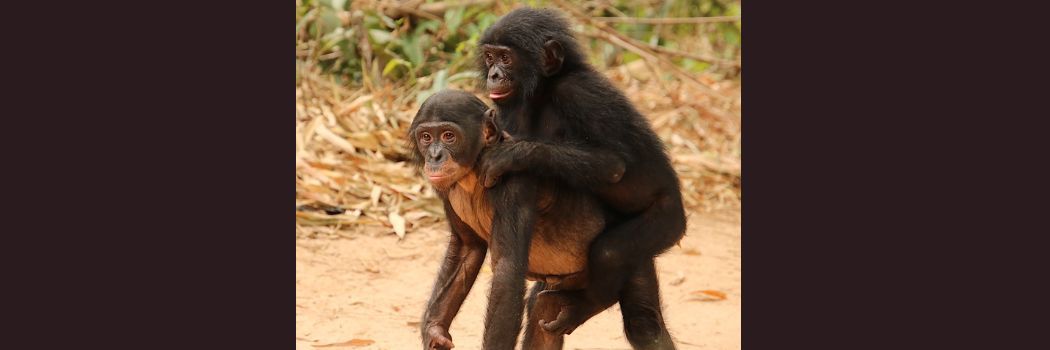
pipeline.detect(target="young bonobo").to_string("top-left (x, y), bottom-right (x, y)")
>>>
top-left (476, 8), bottom-right (684, 349)
top-left (412, 90), bottom-right (610, 350)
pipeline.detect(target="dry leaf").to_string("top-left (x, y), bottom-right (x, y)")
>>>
top-left (689, 290), bottom-right (727, 301)
top-left (370, 186), bottom-right (382, 206)
top-left (389, 211), bottom-right (406, 239)
top-left (312, 338), bottom-right (375, 347)
top-left (670, 272), bottom-right (686, 286)
top-left (314, 122), bottom-right (357, 154)
top-left (403, 210), bottom-right (430, 221)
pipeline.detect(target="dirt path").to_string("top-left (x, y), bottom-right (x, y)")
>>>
top-left (296, 209), bottom-right (740, 349)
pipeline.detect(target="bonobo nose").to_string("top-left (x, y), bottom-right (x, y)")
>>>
top-left (489, 70), bottom-right (501, 80)
top-left (429, 149), bottom-right (444, 162)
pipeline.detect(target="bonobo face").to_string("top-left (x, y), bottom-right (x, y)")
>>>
top-left (408, 90), bottom-right (490, 191)
top-left (481, 44), bottom-right (517, 102)
top-left (414, 121), bottom-right (474, 190)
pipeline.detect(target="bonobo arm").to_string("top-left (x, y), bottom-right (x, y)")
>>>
top-left (421, 201), bottom-right (487, 350)
top-left (479, 141), bottom-right (625, 188)
top-left (482, 175), bottom-right (538, 349)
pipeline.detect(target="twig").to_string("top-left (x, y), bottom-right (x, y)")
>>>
top-left (392, 5), bottom-right (442, 21)
top-left (418, 0), bottom-right (494, 16)
top-left (594, 16), bottom-right (740, 24)
top-left (552, 0), bottom-right (727, 101)
top-left (646, 44), bottom-right (740, 68)
top-left (578, 30), bottom-right (670, 95)
top-left (382, 0), bottom-right (494, 19)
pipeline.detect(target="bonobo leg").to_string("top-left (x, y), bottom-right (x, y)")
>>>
top-left (542, 191), bottom-right (686, 334)
top-left (420, 211), bottom-right (487, 350)
top-left (522, 282), bottom-right (564, 350)
top-left (482, 175), bottom-right (539, 349)
top-left (620, 259), bottom-right (675, 350)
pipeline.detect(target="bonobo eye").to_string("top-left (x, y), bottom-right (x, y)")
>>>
top-left (485, 52), bottom-right (493, 65)
top-left (500, 53), bottom-right (510, 65)
top-left (441, 131), bottom-right (456, 143)
top-left (420, 132), bottom-right (432, 144)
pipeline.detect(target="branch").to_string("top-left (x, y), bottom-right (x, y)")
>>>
top-left (593, 16), bottom-right (740, 25)
top-left (552, 0), bottom-right (728, 101)
top-left (381, 0), bottom-right (494, 19)
top-left (646, 44), bottom-right (740, 68)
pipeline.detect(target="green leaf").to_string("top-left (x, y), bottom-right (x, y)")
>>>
top-left (447, 71), bottom-right (478, 83)
top-left (379, 13), bottom-right (397, 29)
top-left (444, 7), bottom-right (465, 33)
top-left (318, 9), bottom-right (341, 34)
top-left (401, 35), bottom-right (424, 67)
top-left (416, 20), bottom-right (441, 35)
top-left (431, 69), bottom-right (449, 90)
top-left (369, 29), bottom-right (393, 44)
top-left (723, 29), bottom-right (740, 46)
top-left (383, 58), bottom-right (411, 76)
top-left (295, 8), bottom-right (317, 35)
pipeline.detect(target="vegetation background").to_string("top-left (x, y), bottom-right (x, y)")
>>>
top-left (296, 1), bottom-right (741, 348)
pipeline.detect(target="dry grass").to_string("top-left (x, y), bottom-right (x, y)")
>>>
top-left (295, 60), bottom-right (740, 239)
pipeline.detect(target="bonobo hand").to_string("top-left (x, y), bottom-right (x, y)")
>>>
top-left (480, 141), bottom-right (530, 188)
top-left (423, 325), bottom-right (454, 350)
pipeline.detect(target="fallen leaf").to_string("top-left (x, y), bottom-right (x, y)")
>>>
top-left (682, 247), bottom-right (702, 256)
top-left (389, 211), bottom-right (406, 239)
top-left (670, 272), bottom-right (686, 286)
top-left (406, 321), bottom-right (421, 327)
top-left (690, 290), bottom-right (727, 301)
top-left (370, 186), bottom-right (382, 206)
top-left (312, 338), bottom-right (375, 347)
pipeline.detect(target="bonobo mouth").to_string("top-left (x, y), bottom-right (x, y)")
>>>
top-left (424, 169), bottom-right (454, 185)
top-left (489, 88), bottom-right (513, 100)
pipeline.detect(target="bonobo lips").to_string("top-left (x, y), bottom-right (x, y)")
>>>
top-left (489, 88), bottom-right (512, 100)
top-left (425, 170), bottom-right (451, 184)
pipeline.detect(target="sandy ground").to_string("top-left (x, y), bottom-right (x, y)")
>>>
top-left (296, 209), bottom-right (740, 350)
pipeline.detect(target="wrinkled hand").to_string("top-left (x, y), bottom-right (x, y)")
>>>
top-left (480, 142), bottom-right (529, 188)
top-left (424, 325), bottom-right (454, 350)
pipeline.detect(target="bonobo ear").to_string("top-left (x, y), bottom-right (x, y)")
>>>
top-left (542, 39), bottom-right (564, 76)
top-left (482, 109), bottom-right (502, 145)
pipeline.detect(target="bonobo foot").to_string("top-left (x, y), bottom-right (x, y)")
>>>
top-left (536, 290), bottom-right (592, 335)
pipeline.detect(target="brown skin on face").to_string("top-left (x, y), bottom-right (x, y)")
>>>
top-left (415, 121), bottom-right (483, 191)
top-left (423, 112), bottom-right (504, 191)
top-left (481, 44), bottom-right (515, 101)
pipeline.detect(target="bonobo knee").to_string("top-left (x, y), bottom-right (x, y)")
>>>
top-left (654, 194), bottom-right (687, 238)
top-left (590, 241), bottom-right (627, 269)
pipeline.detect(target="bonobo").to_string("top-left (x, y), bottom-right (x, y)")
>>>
top-left (412, 90), bottom-right (610, 350)
top-left (476, 8), bottom-right (685, 349)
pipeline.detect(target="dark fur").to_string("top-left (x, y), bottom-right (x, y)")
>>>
top-left (475, 8), bottom-right (686, 349)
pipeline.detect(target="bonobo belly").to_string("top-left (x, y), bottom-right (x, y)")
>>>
top-left (447, 183), bottom-right (605, 286)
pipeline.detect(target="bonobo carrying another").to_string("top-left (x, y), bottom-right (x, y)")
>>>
top-left (475, 7), bottom-right (685, 349)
